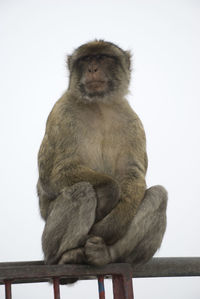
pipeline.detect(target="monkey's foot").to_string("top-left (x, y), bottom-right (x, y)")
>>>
top-left (58, 248), bottom-right (86, 285)
top-left (58, 248), bottom-right (85, 264)
top-left (84, 236), bottom-right (111, 266)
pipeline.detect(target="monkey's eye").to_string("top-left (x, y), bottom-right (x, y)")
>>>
top-left (80, 55), bottom-right (92, 62)
top-left (96, 54), bottom-right (104, 60)
top-left (96, 54), bottom-right (117, 62)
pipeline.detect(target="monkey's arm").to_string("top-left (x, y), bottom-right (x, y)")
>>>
top-left (37, 126), bottom-right (57, 220)
top-left (90, 120), bottom-right (148, 244)
top-left (90, 172), bottom-right (146, 244)
top-left (38, 132), bottom-right (119, 221)
top-left (49, 162), bottom-right (120, 221)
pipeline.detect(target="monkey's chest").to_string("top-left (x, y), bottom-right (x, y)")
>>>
top-left (78, 127), bottom-right (121, 176)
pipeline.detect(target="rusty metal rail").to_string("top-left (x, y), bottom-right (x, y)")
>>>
top-left (0, 257), bottom-right (200, 299)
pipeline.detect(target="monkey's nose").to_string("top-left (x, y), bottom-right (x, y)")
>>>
top-left (88, 64), bottom-right (98, 73)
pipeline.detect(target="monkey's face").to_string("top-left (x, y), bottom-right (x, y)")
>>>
top-left (68, 41), bottom-right (131, 103)
top-left (78, 54), bottom-right (116, 98)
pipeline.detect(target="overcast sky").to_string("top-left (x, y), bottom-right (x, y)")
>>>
top-left (0, 0), bottom-right (200, 298)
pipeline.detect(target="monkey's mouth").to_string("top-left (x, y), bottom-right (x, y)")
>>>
top-left (85, 80), bottom-right (107, 92)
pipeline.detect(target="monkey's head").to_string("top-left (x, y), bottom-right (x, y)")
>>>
top-left (67, 40), bottom-right (131, 103)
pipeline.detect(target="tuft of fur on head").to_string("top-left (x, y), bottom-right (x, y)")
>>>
top-left (67, 40), bottom-right (132, 104)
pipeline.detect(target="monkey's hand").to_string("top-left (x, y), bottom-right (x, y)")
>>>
top-left (84, 236), bottom-right (112, 266)
top-left (90, 175), bottom-right (146, 244)
top-left (94, 179), bottom-right (120, 221)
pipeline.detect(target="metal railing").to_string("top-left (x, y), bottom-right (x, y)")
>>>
top-left (0, 257), bottom-right (200, 299)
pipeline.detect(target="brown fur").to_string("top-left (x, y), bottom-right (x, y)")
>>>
top-left (37, 40), bottom-right (167, 270)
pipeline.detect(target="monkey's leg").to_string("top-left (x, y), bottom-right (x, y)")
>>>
top-left (42, 182), bottom-right (97, 264)
top-left (90, 174), bottom-right (146, 244)
top-left (49, 164), bottom-right (120, 221)
top-left (110, 185), bottom-right (168, 264)
top-left (85, 185), bottom-right (167, 266)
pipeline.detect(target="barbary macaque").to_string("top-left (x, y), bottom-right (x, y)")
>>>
top-left (37, 40), bottom-right (168, 268)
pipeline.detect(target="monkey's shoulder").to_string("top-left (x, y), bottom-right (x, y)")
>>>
top-left (117, 101), bottom-right (146, 135)
top-left (45, 93), bottom-right (76, 134)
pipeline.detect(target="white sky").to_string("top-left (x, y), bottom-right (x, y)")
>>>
top-left (0, 0), bottom-right (200, 298)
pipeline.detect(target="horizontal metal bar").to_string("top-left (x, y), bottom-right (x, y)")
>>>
top-left (0, 262), bottom-right (132, 283)
top-left (132, 257), bottom-right (200, 278)
top-left (0, 258), bottom-right (200, 285)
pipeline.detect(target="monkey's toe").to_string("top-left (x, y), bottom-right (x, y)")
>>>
top-left (85, 236), bottom-right (111, 266)
top-left (58, 248), bottom-right (85, 264)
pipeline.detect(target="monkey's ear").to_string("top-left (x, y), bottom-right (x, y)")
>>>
top-left (124, 51), bottom-right (131, 71)
top-left (67, 55), bottom-right (72, 71)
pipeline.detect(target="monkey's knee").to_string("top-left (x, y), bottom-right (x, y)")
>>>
top-left (62, 181), bottom-right (96, 204)
top-left (144, 185), bottom-right (168, 212)
top-left (146, 185), bottom-right (167, 199)
top-left (122, 186), bottom-right (168, 265)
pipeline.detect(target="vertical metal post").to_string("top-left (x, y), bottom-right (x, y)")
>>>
top-left (53, 278), bottom-right (60, 299)
top-left (112, 274), bottom-right (134, 299)
top-left (123, 274), bottom-right (134, 299)
top-left (98, 275), bottom-right (105, 299)
top-left (5, 281), bottom-right (12, 299)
